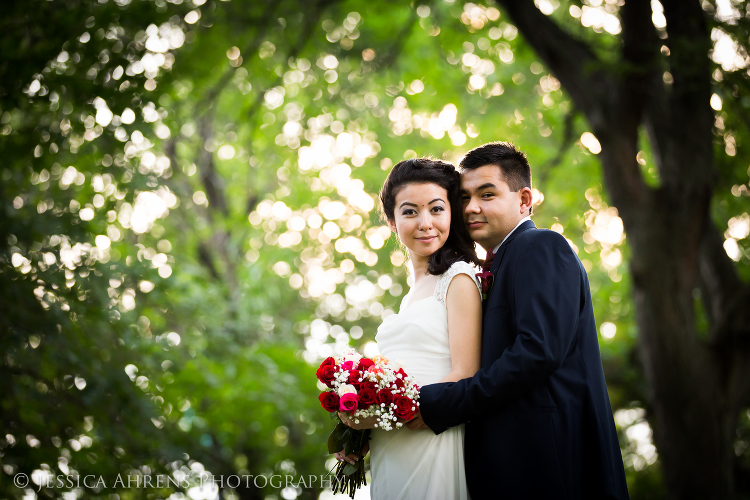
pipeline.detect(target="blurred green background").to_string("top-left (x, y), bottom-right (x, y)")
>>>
top-left (2, 0), bottom-right (749, 499)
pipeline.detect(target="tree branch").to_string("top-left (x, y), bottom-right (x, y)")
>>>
top-left (195, 7), bottom-right (280, 115)
top-left (197, 111), bottom-right (229, 216)
top-left (198, 0), bottom-right (341, 118)
top-left (661, 0), bottom-right (712, 94)
top-left (536, 108), bottom-right (577, 187)
top-left (197, 241), bottom-right (220, 280)
top-left (589, 0), bottom-right (659, 210)
top-left (494, 0), bottom-right (649, 208)
top-left (699, 217), bottom-right (750, 415)
top-left (493, 0), bottom-right (609, 125)
top-left (659, 0), bottom-right (714, 188)
top-left (699, 218), bottom-right (743, 329)
top-left (618, 0), bottom-right (661, 143)
top-left (377, 5), bottom-right (422, 69)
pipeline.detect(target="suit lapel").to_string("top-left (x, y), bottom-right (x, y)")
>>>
top-left (490, 219), bottom-right (536, 274)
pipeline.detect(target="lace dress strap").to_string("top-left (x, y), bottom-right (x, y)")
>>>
top-left (434, 261), bottom-right (482, 306)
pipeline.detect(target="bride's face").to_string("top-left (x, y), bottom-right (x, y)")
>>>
top-left (388, 182), bottom-right (451, 262)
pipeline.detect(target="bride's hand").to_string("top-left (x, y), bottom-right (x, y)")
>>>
top-left (406, 413), bottom-right (430, 431)
top-left (334, 442), bottom-right (370, 464)
top-left (339, 412), bottom-right (378, 430)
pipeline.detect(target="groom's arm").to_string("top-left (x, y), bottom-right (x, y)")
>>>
top-left (419, 232), bottom-right (582, 434)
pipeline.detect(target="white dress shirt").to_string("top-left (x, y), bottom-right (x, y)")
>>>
top-left (492, 216), bottom-right (532, 254)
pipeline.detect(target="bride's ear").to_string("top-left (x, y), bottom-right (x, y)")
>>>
top-left (388, 218), bottom-right (397, 235)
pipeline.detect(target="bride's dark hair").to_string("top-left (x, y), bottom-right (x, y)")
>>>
top-left (379, 158), bottom-right (479, 275)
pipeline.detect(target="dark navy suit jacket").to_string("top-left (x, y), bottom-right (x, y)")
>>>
top-left (420, 220), bottom-right (629, 499)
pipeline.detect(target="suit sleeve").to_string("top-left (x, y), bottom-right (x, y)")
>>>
top-left (420, 232), bottom-right (582, 434)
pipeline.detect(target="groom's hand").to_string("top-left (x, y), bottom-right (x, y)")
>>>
top-left (406, 413), bottom-right (430, 431)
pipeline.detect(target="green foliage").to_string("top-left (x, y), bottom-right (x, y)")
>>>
top-left (3, 0), bottom-right (749, 499)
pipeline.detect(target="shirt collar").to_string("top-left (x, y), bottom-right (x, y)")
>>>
top-left (492, 216), bottom-right (532, 254)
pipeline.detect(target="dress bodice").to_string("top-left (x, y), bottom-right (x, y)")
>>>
top-left (375, 261), bottom-right (480, 387)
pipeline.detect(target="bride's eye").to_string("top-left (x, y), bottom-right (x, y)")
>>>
top-left (431, 206), bottom-right (445, 213)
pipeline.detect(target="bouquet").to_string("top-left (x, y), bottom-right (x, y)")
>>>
top-left (317, 349), bottom-right (420, 498)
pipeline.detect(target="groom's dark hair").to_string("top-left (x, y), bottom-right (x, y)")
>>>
top-left (459, 141), bottom-right (533, 214)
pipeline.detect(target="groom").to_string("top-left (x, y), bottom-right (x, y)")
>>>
top-left (409, 142), bottom-right (629, 499)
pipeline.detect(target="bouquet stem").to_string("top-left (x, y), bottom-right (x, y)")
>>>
top-left (328, 424), bottom-right (370, 499)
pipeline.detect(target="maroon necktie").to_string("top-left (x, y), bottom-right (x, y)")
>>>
top-left (482, 249), bottom-right (495, 273)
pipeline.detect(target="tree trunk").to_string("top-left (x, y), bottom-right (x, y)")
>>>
top-left (628, 202), bottom-right (734, 498)
top-left (598, 131), bottom-right (736, 498)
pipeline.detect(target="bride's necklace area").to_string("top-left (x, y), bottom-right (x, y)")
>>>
top-left (402, 272), bottom-right (439, 309)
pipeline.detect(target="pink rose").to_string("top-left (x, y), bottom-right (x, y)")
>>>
top-left (339, 392), bottom-right (358, 412)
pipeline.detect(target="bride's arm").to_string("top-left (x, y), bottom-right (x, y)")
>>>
top-left (439, 273), bottom-right (482, 383)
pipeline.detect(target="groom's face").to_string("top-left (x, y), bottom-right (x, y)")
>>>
top-left (460, 165), bottom-right (526, 251)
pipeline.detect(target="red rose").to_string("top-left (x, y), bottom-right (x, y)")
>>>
top-left (339, 392), bottom-right (358, 412)
top-left (316, 365), bottom-right (336, 387)
top-left (357, 387), bottom-right (377, 409)
top-left (393, 395), bottom-right (417, 420)
top-left (348, 370), bottom-right (363, 388)
top-left (319, 391), bottom-right (339, 412)
top-left (319, 356), bottom-right (336, 369)
top-left (358, 358), bottom-right (374, 370)
top-left (376, 388), bottom-right (393, 406)
top-left (341, 360), bottom-right (354, 371)
top-left (477, 271), bottom-right (493, 296)
top-left (361, 381), bottom-right (378, 392)
top-left (394, 368), bottom-right (407, 389)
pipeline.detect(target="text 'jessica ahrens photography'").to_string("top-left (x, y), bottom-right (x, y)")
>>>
top-left (13, 472), bottom-right (336, 492)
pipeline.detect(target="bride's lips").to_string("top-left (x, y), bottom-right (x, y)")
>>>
top-left (416, 236), bottom-right (437, 243)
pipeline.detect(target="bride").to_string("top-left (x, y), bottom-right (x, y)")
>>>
top-left (335, 158), bottom-right (483, 499)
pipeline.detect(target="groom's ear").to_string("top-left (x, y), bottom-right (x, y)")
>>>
top-left (519, 187), bottom-right (533, 215)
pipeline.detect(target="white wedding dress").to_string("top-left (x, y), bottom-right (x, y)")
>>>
top-left (369, 261), bottom-right (481, 500)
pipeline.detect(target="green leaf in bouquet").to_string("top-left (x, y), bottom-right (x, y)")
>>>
top-left (327, 422), bottom-right (351, 454)
top-left (342, 463), bottom-right (359, 476)
top-left (341, 426), bottom-right (353, 442)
